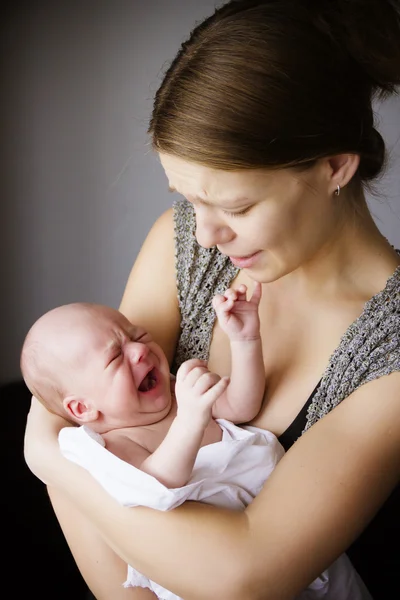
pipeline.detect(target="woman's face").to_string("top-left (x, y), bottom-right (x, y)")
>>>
top-left (159, 153), bottom-right (344, 283)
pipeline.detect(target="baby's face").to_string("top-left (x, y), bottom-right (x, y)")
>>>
top-left (67, 307), bottom-right (173, 429)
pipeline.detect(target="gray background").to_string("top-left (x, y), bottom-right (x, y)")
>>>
top-left (1, 0), bottom-right (399, 384)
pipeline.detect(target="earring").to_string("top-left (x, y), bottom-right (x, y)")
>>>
top-left (334, 185), bottom-right (341, 197)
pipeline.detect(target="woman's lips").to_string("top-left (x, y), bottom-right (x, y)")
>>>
top-left (228, 251), bottom-right (261, 268)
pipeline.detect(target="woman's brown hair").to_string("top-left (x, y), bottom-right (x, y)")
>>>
top-left (149, 0), bottom-right (400, 184)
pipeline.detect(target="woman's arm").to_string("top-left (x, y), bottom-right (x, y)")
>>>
top-left (23, 207), bottom-right (182, 598)
top-left (25, 373), bottom-right (400, 600)
top-left (25, 401), bottom-right (158, 599)
top-left (48, 487), bottom-right (158, 600)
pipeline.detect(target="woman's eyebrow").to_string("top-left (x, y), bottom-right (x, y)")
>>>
top-left (168, 185), bottom-right (250, 206)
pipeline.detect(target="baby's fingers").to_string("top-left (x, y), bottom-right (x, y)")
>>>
top-left (176, 358), bottom-right (208, 382)
top-left (250, 281), bottom-right (262, 305)
top-left (194, 371), bottom-right (223, 395)
top-left (224, 284), bottom-right (248, 303)
top-left (212, 294), bottom-right (234, 313)
top-left (202, 376), bottom-right (230, 406)
top-left (235, 284), bottom-right (248, 302)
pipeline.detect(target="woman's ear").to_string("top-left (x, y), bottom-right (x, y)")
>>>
top-left (327, 154), bottom-right (360, 194)
top-left (63, 395), bottom-right (99, 424)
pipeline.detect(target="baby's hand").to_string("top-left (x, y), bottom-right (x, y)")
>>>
top-left (175, 359), bottom-right (229, 429)
top-left (212, 282), bottom-right (262, 342)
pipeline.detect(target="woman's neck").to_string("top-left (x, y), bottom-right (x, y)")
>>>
top-left (278, 191), bottom-right (400, 303)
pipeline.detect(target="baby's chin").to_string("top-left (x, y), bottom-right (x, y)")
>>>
top-left (151, 389), bottom-right (173, 420)
top-left (138, 388), bottom-right (173, 424)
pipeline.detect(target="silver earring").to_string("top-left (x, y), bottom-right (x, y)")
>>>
top-left (334, 185), bottom-right (341, 197)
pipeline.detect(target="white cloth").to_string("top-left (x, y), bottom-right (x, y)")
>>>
top-left (59, 420), bottom-right (371, 600)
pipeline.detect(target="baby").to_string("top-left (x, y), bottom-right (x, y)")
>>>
top-left (20, 283), bottom-right (267, 488)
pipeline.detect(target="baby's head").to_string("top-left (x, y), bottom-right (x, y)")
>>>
top-left (20, 303), bottom-right (172, 433)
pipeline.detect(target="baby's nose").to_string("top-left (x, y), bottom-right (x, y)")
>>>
top-left (127, 341), bottom-right (149, 363)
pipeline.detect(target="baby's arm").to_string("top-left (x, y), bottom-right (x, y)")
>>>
top-left (140, 364), bottom-right (228, 487)
top-left (211, 282), bottom-right (265, 423)
top-left (108, 367), bottom-right (228, 488)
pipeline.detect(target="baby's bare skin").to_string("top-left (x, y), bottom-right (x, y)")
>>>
top-left (103, 393), bottom-right (223, 467)
top-left (22, 283), bottom-right (263, 489)
top-left (98, 282), bottom-right (264, 487)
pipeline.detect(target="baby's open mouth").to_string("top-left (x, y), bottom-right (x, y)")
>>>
top-left (138, 368), bottom-right (158, 392)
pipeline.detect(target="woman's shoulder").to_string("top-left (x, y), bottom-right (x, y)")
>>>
top-left (304, 264), bottom-right (400, 431)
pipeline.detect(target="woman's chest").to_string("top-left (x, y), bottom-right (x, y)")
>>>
top-left (207, 294), bottom-right (360, 437)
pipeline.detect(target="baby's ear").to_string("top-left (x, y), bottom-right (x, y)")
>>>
top-left (63, 395), bottom-right (99, 424)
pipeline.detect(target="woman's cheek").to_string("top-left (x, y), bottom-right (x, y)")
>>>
top-left (251, 218), bottom-right (284, 248)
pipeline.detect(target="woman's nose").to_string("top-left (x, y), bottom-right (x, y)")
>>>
top-left (126, 342), bottom-right (149, 364)
top-left (194, 209), bottom-right (234, 249)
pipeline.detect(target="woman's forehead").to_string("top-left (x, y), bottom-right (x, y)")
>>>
top-left (159, 152), bottom-right (278, 203)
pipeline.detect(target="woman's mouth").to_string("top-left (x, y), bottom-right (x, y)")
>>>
top-left (138, 368), bottom-right (158, 392)
top-left (228, 251), bottom-right (261, 268)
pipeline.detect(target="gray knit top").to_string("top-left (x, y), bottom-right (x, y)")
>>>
top-left (172, 199), bottom-right (400, 436)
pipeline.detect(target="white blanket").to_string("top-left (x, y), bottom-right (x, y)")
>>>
top-left (59, 419), bottom-right (371, 600)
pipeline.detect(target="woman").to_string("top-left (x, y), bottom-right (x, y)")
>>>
top-left (24, 1), bottom-right (400, 599)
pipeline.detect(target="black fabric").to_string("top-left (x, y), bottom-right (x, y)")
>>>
top-left (347, 482), bottom-right (400, 599)
top-left (278, 380), bottom-right (322, 451)
top-left (2, 381), bottom-right (89, 599)
top-left (277, 380), bottom-right (400, 599)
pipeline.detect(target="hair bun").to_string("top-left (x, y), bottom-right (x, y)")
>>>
top-left (358, 128), bottom-right (386, 180)
top-left (315, 0), bottom-right (400, 96)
